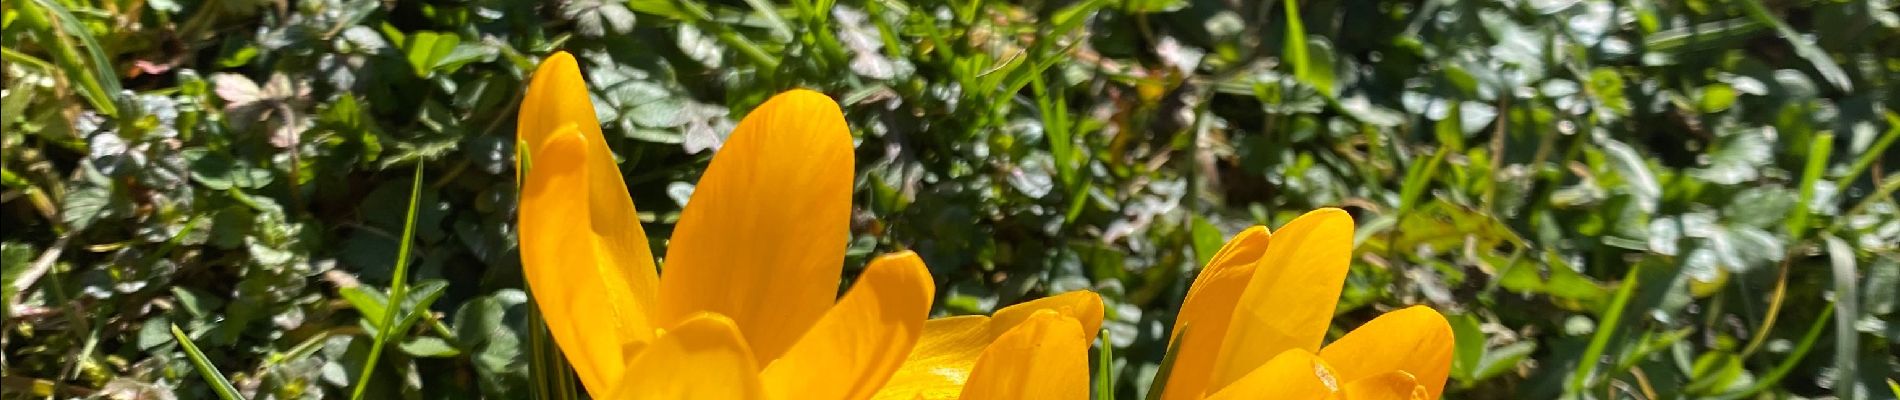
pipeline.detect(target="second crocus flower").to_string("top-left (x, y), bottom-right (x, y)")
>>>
top-left (1156, 208), bottom-right (1456, 400)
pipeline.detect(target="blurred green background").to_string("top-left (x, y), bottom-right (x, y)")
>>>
top-left (3, 0), bottom-right (1898, 398)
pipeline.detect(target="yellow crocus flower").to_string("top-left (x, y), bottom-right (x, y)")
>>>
top-left (516, 51), bottom-right (1101, 399)
top-left (1155, 208), bottom-right (1455, 400)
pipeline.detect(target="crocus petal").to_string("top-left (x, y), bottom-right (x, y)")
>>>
top-left (1317, 306), bottom-right (1455, 400)
top-left (658, 89), bottom-right (855, 364)
top-left (1327, 371), bottom-right (1426, 400)
top-left (519, 124), bottom-right (654, 394)
top-left (872, 316), bottom-right (991, 400)
top-left (1204, 349), bottom-right (1339, 400)
top-left (956, 310), bottom-right (1089, 400)
top-left (1208, 208), bottom-right (1355, 392)
top-left (1160, 226), bottom-right (1270, 400)
top-left (763, 251), bottom-right (936, 400)
top-left (610, 313), bottom-right (764, 400)
top-left (519, 53), bottom-right (660, 322)
top-left (991, 291), bottom-right (1104, 343)
top-left (871, 291), bottom-right (1104, 400)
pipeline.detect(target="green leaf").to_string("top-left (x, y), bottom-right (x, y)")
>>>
top-left (1449, 313), bottom-right (1486, 381)
top-left (1735, 0), bottom-right (1853, 91)
top-left (1865, 258), bottom-right (1898, 317)
top-left (1693, 130), bottom-right (1774, 185)
top-left (738, 0), bottom-right (791, 41)
top-left (1587, 67), bottom-right (1631, 117)
top-left (1600, 139), bottom-right (1660, 212)
top-left (399, 31), bottom-right (462, 78)
top-left (392, 280), bottom-right (451, 337)
top-left (400, 336), bottom-right (462, 357)
top-left (170, 287), bottom-right (224, 319)
top-left (1474, 342), bottom-right (1535, 381)
top-left (0, 243), bottom-right (34, 302)
top-left (60, 185), bottom-right (111, 231)
top-left (1119, 0), bottom-right (1185, 13)
top-left (627, 0), bottom-right (690, 20)
top-left (627, 97), bottom-right (686, 128)
top-left (1697, 83), bottom-right (1738, 113)
top-left (1721, 187), bottom-right (1796, 229)
top-left (338, 285), bottom-right (391, 327)
top-left (563, 0), bottom-right (637, 37)
top-left (1684, 352), bottom-right (1749, 395)
top-left (1188, 216), bottom-right (1223, 267)
top-left (433, 43), bottom-right (495, 74)
top-left (137, 317), bottom-right (173, 351)
top-left (186, 149), bottom-right (274, 190)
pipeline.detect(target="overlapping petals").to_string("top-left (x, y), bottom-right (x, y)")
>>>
top-left (1158, 209), bottom-right (1455, 400)
top-left (872, 291), bottom-right (1105, 400)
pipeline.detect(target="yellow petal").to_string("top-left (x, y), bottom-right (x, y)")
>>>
top-left (518, 123), bottom-right (655, 393)
top-left (1326, 371), bottom-right (1426, 400)
top-left (991, 290), bottom-right (1104, 342)
top-left (518, 53), bottom-right (661, 305)
top-left (518, 51), bottom-right (598, 162)
top-left (762, 251), bottom-right (936, 400)
top-left (870, 291), bottom-right (1103, 400)
top-left (1204, 349), bottom-right (1339, 400)
top-left (1208, 208), bottom-right (1355, 392)
top-left (1160, 226), bottom-right (1270, 400)
top-left (873, 315), bottom-right (993, 400)
top-left (1318, 306), bottom-right (1455, 400)
top-left (609, 313), bottom-right (764, 400)
top-left (657, 89), bottom-right (856, 364)
top-left (957, 310), bottom-right (1090, 400)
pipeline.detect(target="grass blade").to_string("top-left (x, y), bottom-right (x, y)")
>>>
top-left (527, 299), bottom-right (582, 400)
top-left (1095, 328), bottom-right (1116, 400)
top-left (21, 0), bottom-right (123, 116)
top-left (1836, 115), bottom-right (1899, 188)
top-left (1569, 263), bottom-right (1643, 393)
top-left (1642, 18), bottom-right (1766, 54)
top-left (348, 163), bottom-right (425, 400)
top-left (1282, 0), bottom-right (1308, 80)
top-left (1716, 305), bottom-right (1834, 400)
top-left (1280, 0), bottom-right (1333, 96)
top-left (1142, 326), bottom-right (1188, 400)
top-left (1844, 172), bottom-right (1900, 218)
top-left (1822, 235), bottom-right (1859, 400)
top-left (171, 323), bottom-right (245, 400)
top-left (1787, 133), bottom-right (1832, 238)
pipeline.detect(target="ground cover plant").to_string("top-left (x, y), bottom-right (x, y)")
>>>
top-left (2, 0), bottom-right (1897, 398)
